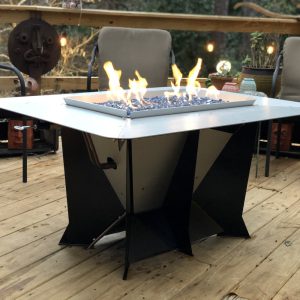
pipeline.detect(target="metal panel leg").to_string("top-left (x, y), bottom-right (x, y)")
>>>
top-left (123, 139), bottom-right (134, 280)
top-left (193, 123), bottom-right (257, 238)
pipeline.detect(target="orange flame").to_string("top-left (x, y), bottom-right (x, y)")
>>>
top-left (128, 70), bottom-right (148, 103)
top-left (186, 58), bottom-right (202, 99)
top-left (166, 58), bottom-right (202, 100)
top-left (104, 58), bottom-right (203, 104)
top-left (103, 61), bottom-right (126, 101)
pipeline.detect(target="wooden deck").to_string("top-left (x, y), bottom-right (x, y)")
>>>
top-left (0, 146), bottom-right (300, 300)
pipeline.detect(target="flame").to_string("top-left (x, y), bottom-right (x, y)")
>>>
top-left (186, 58), bottom-right (202, 99)
top-left (103, 58), bottom-right (204, 104)
top-left (172, 64), bottom-right (182, 86)
top-left (128, 70), bottom-right (148, 103)
top-left (166, 59), bottom-right (202, 101)
top-left (103, 61), bottom-right (126, 101)
top-left (164, 64), bottom-right (182, 100)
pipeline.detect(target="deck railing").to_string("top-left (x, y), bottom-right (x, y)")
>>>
top-left (0, 5), bottom-right (299, 92)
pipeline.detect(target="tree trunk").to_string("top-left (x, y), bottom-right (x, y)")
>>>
top-left (213, 0), bottom-right (229, 58)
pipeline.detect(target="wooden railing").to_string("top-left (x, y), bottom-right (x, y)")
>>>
top-left (0, 5), bottom-right (300, 34)
top-left (0, 76), bottom-right (207, 92)
top-left (0, 5), bottom-right (299, 92)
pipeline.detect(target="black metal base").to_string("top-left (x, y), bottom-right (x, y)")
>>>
top-left (193, 123), bottom-right (257, 238)
top-left (60, 123), bottom-right (257, 278)
top-left (59, 127), bottom-right (124, 246)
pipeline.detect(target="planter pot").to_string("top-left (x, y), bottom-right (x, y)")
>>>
top-left (8, 120), bottom-right (33, 149)
top-left (239, 67), bottom-right (281, 97)
top-left (271, 122), bottom-right (294, 151)
top-left (222, 82), bottom-right (240, 93)
top-left (208, 73), bottom-right (233, 90)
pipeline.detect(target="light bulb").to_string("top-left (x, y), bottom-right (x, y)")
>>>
top-left (267, 45), bottom-right (275, 55)
top-left (206, 43), bottom-right (214, 53)
top-left (60, 36), bottom-right (67, 47)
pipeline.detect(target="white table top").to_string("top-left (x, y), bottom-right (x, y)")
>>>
top-left (1, 92), bottom-right (300, 139)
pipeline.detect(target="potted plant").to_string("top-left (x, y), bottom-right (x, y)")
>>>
top-left (208, 60), bottom-right (233, 90)
top-left (240, 32), bottom-right (282, 96)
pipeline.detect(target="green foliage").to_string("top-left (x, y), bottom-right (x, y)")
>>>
top-left (242, 32), bottom-right (281, 69)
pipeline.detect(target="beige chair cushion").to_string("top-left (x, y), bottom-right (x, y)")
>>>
top-left (97, 27), bottom-right (172, 90)
top-left (279, 37), bottom-right (300, 102)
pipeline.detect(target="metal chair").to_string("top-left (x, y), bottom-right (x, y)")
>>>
top-left (0, 63), bottom-right (29, 182)
top-left (265, 37), bottom-right (300, 176)
top-left (87, 26), bottom-right (174, 91)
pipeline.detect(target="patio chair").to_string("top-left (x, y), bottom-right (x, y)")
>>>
top-left (265, 37), bottom-right (300, 176)
top-left (87, 26), bottom-right (173, 91)
top-left (0, 63), bottom-right (29, 182)
top-left (85, 27), bottom-right (173, 279)
top-left (0, 63), bottom-right (59, 182)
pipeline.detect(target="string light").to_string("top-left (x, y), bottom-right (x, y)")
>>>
top-left (267, 45), bottom-right (275, 55)
top-left (206, 42), bottom-right (214, 53)
top-left (60, 36), bottom-right (67, 47)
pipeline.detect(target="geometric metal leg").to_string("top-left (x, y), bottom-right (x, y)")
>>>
top-left (122, 131), bottom-right (200, 279)
top-left (193, 123), bottom-right (258, 238)
top-left (163, 130), bottom-right (200, 256)
top-left (60, 127), bottom-right (125, 246)
top-left (123, 139), bottom-right (134, 280)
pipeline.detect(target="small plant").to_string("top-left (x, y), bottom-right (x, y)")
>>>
top-left (215, 60), bottom-right (232, 76)
top-left (208, 60), bottom-right (233, 90)
top-left (243, 32), bottom-right (280, 69)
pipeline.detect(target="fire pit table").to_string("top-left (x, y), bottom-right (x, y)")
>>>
top-left (1, 89), bottom-right (300, 279)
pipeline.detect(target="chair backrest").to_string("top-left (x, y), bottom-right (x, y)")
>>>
top-left (279, 37), bottom-right (300, 102)
top-left (97, 27), bottom-right (172, 90)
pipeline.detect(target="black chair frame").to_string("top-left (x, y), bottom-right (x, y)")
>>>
top-left (0, 63), bottom-right (28, 182)
top-left (264, 52), bottom-right (286, 177)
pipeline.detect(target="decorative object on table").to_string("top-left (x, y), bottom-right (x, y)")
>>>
top-left (209, 60), bottom-right (233, 90)
top-left (65, 86), bottom-right (255, 119)
top-left (239, 77), bottom-right (257, 92)
top-left (66, 59), bottom-right (255, 118)
top-left (240, 32), bottom-right (282, 96)
top-left (222, 82), bottom-right (239, 93)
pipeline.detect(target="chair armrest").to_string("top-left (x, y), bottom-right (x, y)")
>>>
top-left (87, 43), bottom-right (99, 92)
top-left (270, 52), bottom-right (282, 98)
top-left (0, 63), bottom-right (26, 96)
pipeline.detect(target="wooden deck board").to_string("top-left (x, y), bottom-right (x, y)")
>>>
top-left (0, 148), bottom-right (300, 299)
top-left (233, 227), bottom-right (300, 299)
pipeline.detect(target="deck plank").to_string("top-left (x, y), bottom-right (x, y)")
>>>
top-left (170, 199), bottom-right (300, 300)
top-left (0, 198), bottom-right (65, 238)
top-left (273, 267), bottom-right (300, 300)
top-left (0, 149), bottom-right (300, 299)
top-left (64, 165), bottom-right (300, 300)
top-left (233, 227), bottom-right (300, 299)
top-left (0, 213), bottom-right (67, 257)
